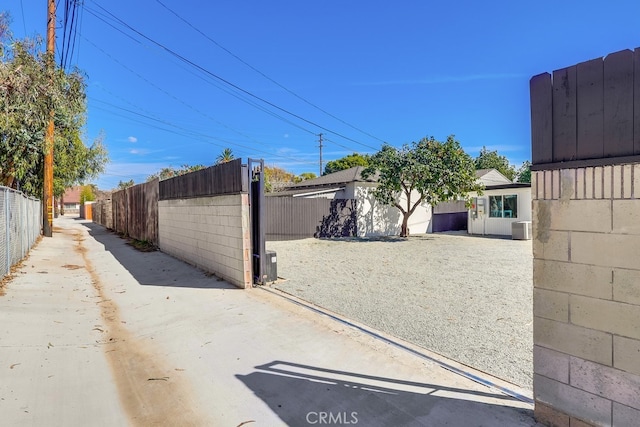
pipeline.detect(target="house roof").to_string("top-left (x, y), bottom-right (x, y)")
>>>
top-left (62, 186), bottom-right (82, 204)
top-left (287, 166), bottom-right (377, 190)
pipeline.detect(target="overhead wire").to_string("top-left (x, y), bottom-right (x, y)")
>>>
top-left (153, 0), bottom-right (387, 146)
top-left (81, 34), bottom-right (319, 166)
top-left (88, 2), bottom-right (378, 151)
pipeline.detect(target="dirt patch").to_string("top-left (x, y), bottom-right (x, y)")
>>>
top-left (70, 228), bottom-right (206, 425)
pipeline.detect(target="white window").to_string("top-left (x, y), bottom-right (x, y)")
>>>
top-left (489, 195), bottom-right (517, 218)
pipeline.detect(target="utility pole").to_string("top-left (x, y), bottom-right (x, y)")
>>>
top-left (318, 133), bottom-right (323, 176)
top-left (43, 0), bottom-right (55, 237)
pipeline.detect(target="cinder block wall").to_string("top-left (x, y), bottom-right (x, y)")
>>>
top-left (532, 165), bottom-right (640, 426)
top-left (158, 194), bottom-right (252, 289)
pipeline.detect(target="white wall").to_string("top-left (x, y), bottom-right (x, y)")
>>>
top-left (468, 187), bottom-right (532, 236)
top-left (350, 183), bottom-right (432, 237)
top-left (158, 194), bottom-right (252, 289)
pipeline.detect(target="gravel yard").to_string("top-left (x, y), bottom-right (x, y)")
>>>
top-left (267, 233), bottom-right (534, 389)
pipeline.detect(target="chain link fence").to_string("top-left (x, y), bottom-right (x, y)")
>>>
top-left (1, 186), bottom-right (42, 278)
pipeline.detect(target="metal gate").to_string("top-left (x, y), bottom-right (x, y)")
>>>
top-left (248, 159), bottom-right (266, 284)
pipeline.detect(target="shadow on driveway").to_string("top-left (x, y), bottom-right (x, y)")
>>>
top-left (82, 222), bottom-right (236, 290)
top-left (237, 360), bottom-right (537, 426)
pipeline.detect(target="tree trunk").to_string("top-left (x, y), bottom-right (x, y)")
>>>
top-left (400, 213), bottom-right (410, 237)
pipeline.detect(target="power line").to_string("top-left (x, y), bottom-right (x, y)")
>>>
top-left (153, 0), bottom-right (387, 146)
top-left (87, 2), bottom-right (378, 151)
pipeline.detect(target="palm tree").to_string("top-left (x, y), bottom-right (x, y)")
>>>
top-left (216, 148), bottom-right (235, 165)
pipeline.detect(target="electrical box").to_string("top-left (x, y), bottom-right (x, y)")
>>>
top-left (264, 250), bottom-right (278, 283)
top-left (471, 197), bottom-right (486, 219)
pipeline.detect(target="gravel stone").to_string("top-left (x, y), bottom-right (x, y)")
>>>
top-left (267, 233), bottom-right (534, 389)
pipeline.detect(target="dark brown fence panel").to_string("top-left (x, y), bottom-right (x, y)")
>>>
top-left (126, 179), bottom-right (158, 243)
top-left (604, 50), bottom-right (634, 157)
top-left (532, 48), bottom-right (640, 168)
top-left (265, 197), bottom-right (357, 240)
top-left (112, 190), bottom-right (127, 235)
top-left (576, 58), bottom-right (604, 159)
top-left (552, 66), bottom-right (577, 162)
top-left (92, 199), bottom-right (113, 229)
top-left (159, 159), bottom-right (247, 200)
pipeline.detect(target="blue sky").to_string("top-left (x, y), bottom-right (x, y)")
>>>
top-left (5, 1), bottom-right (640, 189)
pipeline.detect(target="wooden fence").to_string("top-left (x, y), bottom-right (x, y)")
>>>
top-left (159, 159), bottom-right (248, 200)
top-left (92, 198), bottom-right (113, 229)
top-left (109, 179), bottom-right (159, 243)
top-left (531, 48), bottom-right (640, 168)
top-left (265, 197), bottom-right (357, 240)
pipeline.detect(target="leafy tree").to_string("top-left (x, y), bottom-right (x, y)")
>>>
top-left (295, 172), bottom-right (317, 183)
top-left (362, 136), bottom-right (482, 237)
top-left (0, 16), bottom-right (107, 197)
top-left (516, 161), bottom-right (531, 183)
top-left (474, 146), bottom-right (516, 181)
top-left (117, 179), bottom-right (135, 190)
top-left (216, 148), bottom-right (235, 165)
top-left (146, 164), bottom-right (205, 181)
top-left (79, 185), bottom-right (95, 203)
top-left (324, 153), bottom-right (369, 175)
top-left (264, 166), bottom-right (296, 192)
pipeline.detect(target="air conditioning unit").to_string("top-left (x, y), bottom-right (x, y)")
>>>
top-left (512, 221), bottom-right (532, 240)
top-left (264, 250), bottom-right (278, 283)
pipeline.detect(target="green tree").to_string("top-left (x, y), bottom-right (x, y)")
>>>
top-left (79, 185), bottom-right (95, 203)
top-left (516, 161), bottom-right (531, 183)
top-left (264, 166), bottom-right (295, 192)
top-left (0, 16), bottom-right (107, 197)
top-left (116, 179), bottom-right (135, 190)
top-left (146, 164), bottom-right (205, 181)
top-left (362, 136), bottom-right (482, 237)
top-left (294, 172), bottom-right (317, 183)
top-left (324, 153), bottom-right (369, 175)
top-left (474, 146), bottom-right (516, 181)
top-left (216, 148), bottom-right (235, 165)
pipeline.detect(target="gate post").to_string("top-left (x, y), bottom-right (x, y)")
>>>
top-left (531, 49), bottom-right (640, 426)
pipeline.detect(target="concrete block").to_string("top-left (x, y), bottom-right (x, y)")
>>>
top-left (534, 288), bottom-right (569, 322)
top-left (552, 169), bottom-right (561, 199)
top-left (635, 164), bottom-right (640, 199)
top-left (537, 171), bottom-right (547, 200)
top-left (613, 268), bottom-right (640, 305)
top-left (534, 345), bottom-right (570, 383)
top-left (623, 164), bottom-right (632, 198)
top-left (534, 374), bottom-right (612, 426)
top-left (572, 232), bottom-right (640, 269)
top-left (576, 168), bottom-right (585, 199)
top-left (560, 169), bottom-right (575, 201)
top-left (536, 230), bottom-right (570, 262)
top-left (570, 294), bottom-right (640, 340)
top-left (534, 259), bottom-right (612, 300)
top-left (534, 401), bottom-right (570, 427)
top-left (584, 167), bottom-right (594, 200)
top-left (570, 356), bottom-right (640, 408)
top-left (604, 165), bottom-right (613, 199)
top-left (593, 166), bottom-right (603, 199)
top-left (613, 402), bottom-right (640, 427)
top-left (534, 317), bottom-right (612, 366)
top-left (545, 170), bottom-right (553, 200)
top-left (613, 200), bottom-right (640, 234)
top-left (569, 417), bottom-right (595, 427)
top-left (614, 336), bottom-right (640, 377)
top-left (545, 199), bottom-right (611, 232)
top-left (613, 165), bottom-right (623, 199)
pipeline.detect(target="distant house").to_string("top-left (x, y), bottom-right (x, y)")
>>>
top-left (274, 166), bottom-right (433, 237)
top-left (467, 169), bottom-right (532, 236)
top-left (60, 186), bottom-right (82, 215)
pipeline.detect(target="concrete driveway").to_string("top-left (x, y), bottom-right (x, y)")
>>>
top-left (0, 216), bottom-right (540, 426)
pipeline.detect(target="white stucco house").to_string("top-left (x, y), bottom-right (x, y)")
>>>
top-left (467, 169), bottom-right (532, 236)
top-left (276, 166), bottom-right (432, 237)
